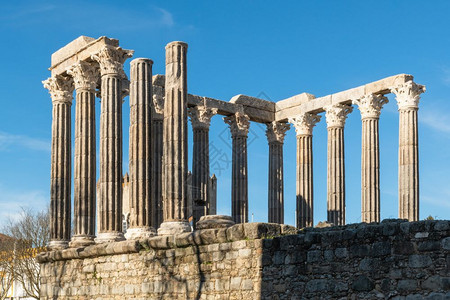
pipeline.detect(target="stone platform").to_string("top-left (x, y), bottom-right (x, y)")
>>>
top-left (38, 219), bottom-right (450, 299)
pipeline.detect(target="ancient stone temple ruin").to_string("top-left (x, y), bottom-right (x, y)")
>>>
top-left (37, 36), bottom-right (450, 299)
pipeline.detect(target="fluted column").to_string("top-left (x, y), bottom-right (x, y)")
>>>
top-left (353, 94), bottom-right (388, 223)
top-left (391, 81), bottom-right (425, 221)
top-left (289, 113), bottom-right (321, 228)
top-left (126, 58), bottom-right (156, 239)
top-left (266, 121), bottom-right (290, 224)
top-left (324, 104), bottom-right (353, 226)
top-left (188, 103), bottom-right (218, 225)
top-left (158, 41), bottom-right (191, 235)
top-left (67, 61), bottom-right (99, 247)
top-left (92, 46), bottom-right (133, 243)
top-left (151, 92), bottom-right (164, 229)
top-left (43, 75), bottom-right (74, 250)
top-left (224, 111), bottom-right (250, 224)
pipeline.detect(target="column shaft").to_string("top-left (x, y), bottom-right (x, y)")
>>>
top-left (127, 58), bottom-right (155, 238)
top-left (361, 118), bottom-right (380, 222)
top-left (192, 128), bottom-right (210, 223)
top-left (268, 142), bottom-right (284, 223)
top-left (297, 135), bottom-right (313, 228)
top-left (98, 75), bottom-right (124, 238)
top-left (327, 127), bottom-right (345, 225)
top-left (232, 136), bottom-right (248, 223)
top-left (73, 90), bottom-right (96, 242)
top-left (151, 119), bottom-right (163, 229)
top-left (50, 101), bottom-right (72, 246)
top-left (399, 109), bottom-right (419, 221)
top-left (158, 41), bottom-right (191, 235)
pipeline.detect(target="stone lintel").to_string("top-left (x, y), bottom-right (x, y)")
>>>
top-left (229, 94), bottom-right (276, 113)
top-left (275, 92), bottom-right (316, 111)
top-left (275, 74), bottom-right (415, 121)
top-left (50, 36), bottom-right (124, 76)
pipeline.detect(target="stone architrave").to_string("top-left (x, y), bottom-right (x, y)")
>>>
top-left (92, 46), bottom-right (133, 243)
top-left (188, 102), bottom-right (218, 225)
top-left (324, 104), bottom-right (353, 226)
top-left (224, 110), bottom-right (250, 224)
top-left (126, 58), bottom-right (156, 239)
top-left (43, 75), bottom-right (74, 250)
top-left (353, 94), bottom-right (388, 223)
top-left (66, 61), bottom-right (99, 247)
top-left (288, 113), bottom-right (320, 228)
top-left (151, 92), bottom-right (164, 229)
top-left (391, 81), bottom-right (425, 221)
top-left (265, 121), bottom-right (290, 224)
top-left (158, 41), bottom-right (191, 235)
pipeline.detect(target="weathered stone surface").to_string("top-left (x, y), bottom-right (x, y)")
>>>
top-left (196, 215), bottom-right (235, 230)
top-left (39, 220), bottom-right (450, 299)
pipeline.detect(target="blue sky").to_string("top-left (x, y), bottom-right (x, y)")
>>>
top-left (1, 1), bottom-right (450, 228)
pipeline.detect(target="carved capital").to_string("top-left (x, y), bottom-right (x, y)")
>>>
top-left (288, 113), bottom-right (321, 136)
top-left (224, 111), bottom-right (250, 137)
top-left (188, 102), bottom-right (218, 130)
top-left (66, 61), bottom-right (99, 92)
top-left (266, 121), bottom-right (290, 144)
top-left (352, 94), bottom-right (388, 119)
top-left (391, 81), bottom-right (426, 110)
top-left (42, 75), bottom-right (74, 104)
top-left (324, 104), bottom-right (353, 128)
top-left (91, 46), bottom-right (134, 76)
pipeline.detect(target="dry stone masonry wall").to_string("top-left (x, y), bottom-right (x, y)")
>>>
top-left (39, 220), bottom-right (450, 299)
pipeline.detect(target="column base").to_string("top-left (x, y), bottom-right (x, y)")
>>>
top-left (69, 235), bottom-right (95, 248)
top-left (196, 215), bottom-right (235, 230)
top-left (94, 232), bottom-right (125, 243)
top-left (48, 240), bottom-right (69, 250)
top-left (125, 227), bottom-right (156, 240)
top-left (157, 221), bottom-right (191, 236)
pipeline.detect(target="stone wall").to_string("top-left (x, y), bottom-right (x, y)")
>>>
top-left (38, 220), bottom-right (450, 299)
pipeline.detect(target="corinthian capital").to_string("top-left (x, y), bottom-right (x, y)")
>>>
top-left (288, 113), bottom-right (321, 136)
top-left (266, 121), bottom-right (290, 144)
top-left (188, 101), bottom-right (218, 130)
top-left (352, 94), bottom-right (388, 119)
top-left (42, 75), bottom-right (74, 104)
top-left (224, 111), bottom-right (250, 138)
top-left (324, 104), bottom-right (353, 128)
top-left (91, 46), bottom-right (134, 76)
top-left (66, 61), bottom-right (99, 91)
top-left (391, 81), bottom-right (426, 110)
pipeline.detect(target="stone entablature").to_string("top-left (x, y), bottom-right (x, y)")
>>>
top-left (38, 220), bottom-right (450, 299)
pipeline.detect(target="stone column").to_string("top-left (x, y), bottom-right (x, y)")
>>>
top-left (265, 121), bottom-right (290, 224)
top-left (209, 174), bottom-right (217, 215)
top-left (224, 111), bottom-right (250, 224)
top-left (188, 103), bottom-right (218, 225)
top-left (151, 93), bottom-right (164, 229)
top-left (391, 81), bottom-right (425, 221)
top-left (289, 113), bottom-right (321, 228)
top-left (158, 41), bottom-right (191, 235)
top-left (92, 46), bottom-right (133, 243)
top-left (126, 58), bottom-right (156, 239)
top-left (67, 61), bottom-right (99, 247)
top-left (324, 104), bottom-right (353, 226)
top-left (353, 94), bottom-right (388, 223)
top-left (43, 75), bottom-right (74, 250)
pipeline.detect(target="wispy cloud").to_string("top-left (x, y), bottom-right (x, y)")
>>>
top-left (420, 109), bottom-right (450, 135)
top-left (0, 131), bottom-right (50, 152)
top-left (0, 4), bottom-right (55, 21)
top-left (0, 184), bottom-right (48, 229)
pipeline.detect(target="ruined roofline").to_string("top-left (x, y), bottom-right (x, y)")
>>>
top-left (152, 73), bottom-right (418, 123)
